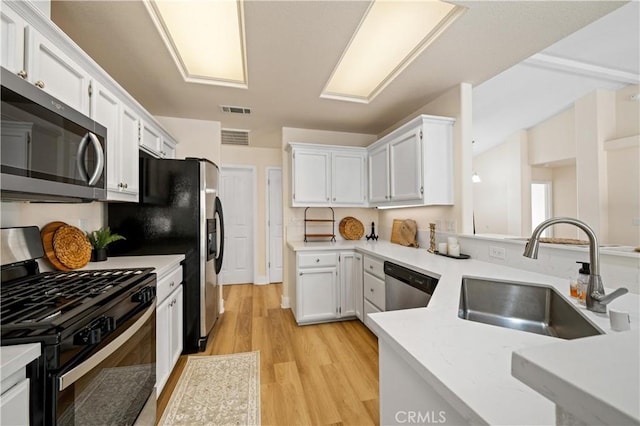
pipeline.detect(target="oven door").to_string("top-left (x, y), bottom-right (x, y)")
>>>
top-left (56, 302), bottom-right (156, 426)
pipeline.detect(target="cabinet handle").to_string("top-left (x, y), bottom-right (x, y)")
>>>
top-left (326, 197), bottom-right (329, 201)
top-left (315, 259), bottom-right (320, 263)
top-left (34, 80), bottom-right (45, 89)
top-left (17, 70), bottom-right (27, 79)
top-left (370, 288), bottom-right (374, 292)
top-left (123, 183), bottom-right (128, 189)
top-left (333, 197), bottom-right (336, 201)
top-left (369, 265), bottom-right (374, 269)
top-left (170, 281), bottom-right (175, 287)
top-left (299, 272), bottom-right (303, 276)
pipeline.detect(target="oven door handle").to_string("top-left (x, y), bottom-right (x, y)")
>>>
top-left (58, 302), bottom-right (155, 391)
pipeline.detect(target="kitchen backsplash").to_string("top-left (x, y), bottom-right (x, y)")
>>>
top-left (0, 201), bottom-right (105, 232)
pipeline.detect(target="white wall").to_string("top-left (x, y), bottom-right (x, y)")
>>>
top-left (528, 107), bottom-right (575, 165)
top-left (156, 116), bottom-right (221, 164)
top-left (552, 164), bottom-right (578, 239)
top-left (475, 85), bottom-right (639, 245)
top-left (0, 202), bottom-right (104, 233)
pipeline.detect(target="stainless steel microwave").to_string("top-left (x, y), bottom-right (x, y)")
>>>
top-left (1, 67), bottom-right (107, 202)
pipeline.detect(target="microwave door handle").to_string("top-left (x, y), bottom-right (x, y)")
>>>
top-left (76, 133), bottom-right (90, 183)
top-left (86, 132), bottom-right (105, 186)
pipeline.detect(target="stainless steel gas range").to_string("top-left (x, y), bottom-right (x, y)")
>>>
top-left (0, 227), bottom-right (157, 425)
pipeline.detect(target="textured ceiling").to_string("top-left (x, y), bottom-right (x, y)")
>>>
top-left (51, 0), bottom-right (627, 148)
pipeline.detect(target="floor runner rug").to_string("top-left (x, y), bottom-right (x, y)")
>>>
top-left (159, 351), bottom-right (260, 425)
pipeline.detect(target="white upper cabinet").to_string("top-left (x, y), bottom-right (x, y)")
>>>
top-left (1, 6), bottom-right (26, 75)
top-left (2, 0), bottom-right (179, 173)
top-left (140, 120), bottom-right (177, 159)
top-left (332, 151), bottom-right (366, 205)
top-left (290, 143), bottom-right (367, 207)
top-left (368, 114), bottom-right (455, 208)
top-left (368, 143), bottom-right (389, 204)
top-left (25, 27), bottom-right (91, 115)
top-left (91, 80), bottom-right (139, 201)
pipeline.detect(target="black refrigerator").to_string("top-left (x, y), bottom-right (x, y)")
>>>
top-left (108, 152), bottom-right (224, 353)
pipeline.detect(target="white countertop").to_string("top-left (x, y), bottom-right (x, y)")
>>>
top-left (288, 239), bottom-right (640, 425)
top-left (79, 254), bottom-right (184, 278)
top-left (0, 343), bottom-right (41, 382)
top-left (513, 330), bottom-right (640, 425)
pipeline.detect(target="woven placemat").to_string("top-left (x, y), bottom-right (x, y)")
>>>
top-left (53, 225), bottom-right (92, 269)
top-left (339, 217), bottom-right (364, 240)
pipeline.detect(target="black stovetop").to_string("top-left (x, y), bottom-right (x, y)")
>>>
top-left (1, 268), bottom-right (154, 336)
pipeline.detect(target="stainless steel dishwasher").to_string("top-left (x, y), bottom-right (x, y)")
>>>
top-left (384, 261), bottom-right (439, 310)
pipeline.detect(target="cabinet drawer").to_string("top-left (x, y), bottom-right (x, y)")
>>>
top-left (298, 252), bottom-right (337, 268)
top-left (363, 255), bottom-right (385, 279)
top-left (363, 299), bottom-right (382, 331)
top-left (363, 272), bottom-right (385, 310)
top-left (157, 266), bottom-right (183, 304)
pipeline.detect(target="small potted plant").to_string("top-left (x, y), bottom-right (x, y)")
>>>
top-left (86, 227), bottom-right (125, 262)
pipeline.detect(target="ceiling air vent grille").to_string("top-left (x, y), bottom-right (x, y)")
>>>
top-left (220, 105), bottom-right (251, 114)
top-left (221, 129), bottom-right (250, 146)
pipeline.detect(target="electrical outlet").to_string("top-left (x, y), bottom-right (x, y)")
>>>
top-left (633, 217), bottom-right (640, 226)
top-left (78, 219), bottom-right (88, 231)
top-left (489, 246), bottom-right (506, 260)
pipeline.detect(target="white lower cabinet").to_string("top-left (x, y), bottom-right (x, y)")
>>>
top-left (294, 250), bottom-right (361, 325)
top-left (156, 264), bottom-right (183, 397)
top-left (0, 378), bottom-right (29, 426)
top-left (363, 254), bottom-right (385, 331)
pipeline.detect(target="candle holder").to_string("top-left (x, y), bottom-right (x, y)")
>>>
top-left (428, 223), bottom-right (436, 253)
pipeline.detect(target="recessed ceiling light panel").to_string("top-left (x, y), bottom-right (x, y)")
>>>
top-left (144, 0), bottom-right (248, 88)
top-left (322, 0), bottom-right (465, 103)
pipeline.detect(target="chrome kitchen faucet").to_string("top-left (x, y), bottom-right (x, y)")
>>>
top-left (523, 217), bottom-right (628, 314)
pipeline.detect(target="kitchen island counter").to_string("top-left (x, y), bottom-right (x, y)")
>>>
top-left (288, 239), bottom-right (639, 425)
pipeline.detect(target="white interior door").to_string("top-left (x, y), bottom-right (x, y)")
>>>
top-left (268, 168), bottom-right (283, 282)
top-left (219, 167), bottom-right (254, 284)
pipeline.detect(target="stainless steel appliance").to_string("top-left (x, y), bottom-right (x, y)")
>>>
top-left (0, 68), bottom-right (106, 202)
top-left (384, 261), bottom-right (439, 311)
top-left (0, 227), bottom-right (157, 426)
top-left (108, 155), bottom-right (224, 353)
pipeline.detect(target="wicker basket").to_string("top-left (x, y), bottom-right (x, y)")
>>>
top-left (339, 217), bottom-right (364, 240)
top-left (53, 225), bottom-right (92, 269)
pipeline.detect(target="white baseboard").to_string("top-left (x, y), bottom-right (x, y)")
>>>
top-left (281, 295), bottom-right (290, 309)
top-left (253, 275), bottom-right (268, 285)
top-left (219, 298), bottom-right (225, 314)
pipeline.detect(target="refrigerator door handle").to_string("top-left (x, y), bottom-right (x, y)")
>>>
top-left (214, 196), bottom-right (225, 274)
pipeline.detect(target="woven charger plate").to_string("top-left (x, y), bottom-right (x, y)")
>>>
top-left (53, 225), bottom-right (92, 269)
top-left (339, 217), bottom-right (364, 240)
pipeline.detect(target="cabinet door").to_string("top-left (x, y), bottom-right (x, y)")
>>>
top-left (297, 267), bottom-right (338, 323)
top-left (353, 253), bottom-right (363, 321)
top-left (389, 128), bottom-right (422, 202)
top-left (25, 27), bottom-right (90, 115)
top-left (1, 5), bottom-right (26, 75)
top-left (91, 81), bottom-right (121, 195)
top-left (292, 148), bottom-right (330, 206)
top-left (117, 104), bottom-right (140, 201)
top-left (161, 138), bottom-right (176, 159)
top-left (0, 378), bottom-right (30, 426)
top-left (169, 286), bottom-right (183, 371)
top-left (140, 120), bottom-right (162, 156)
top-left (339, 252), bottom-right (357, 318)
top-left (156, 295), bottom-right (171, 396)
top-left (332, 151), bottom-right (366, 205)
top-left (368, 144), bottom-right (389, 204)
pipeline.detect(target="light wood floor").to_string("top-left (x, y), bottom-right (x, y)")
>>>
top-left (157, 283), bottom-right (380, 425)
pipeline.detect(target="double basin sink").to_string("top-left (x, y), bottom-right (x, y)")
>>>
top-left (458, 277), bottom-right (603, 339)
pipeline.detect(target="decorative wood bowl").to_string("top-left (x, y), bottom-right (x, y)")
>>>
top-left (52, 224), bottom-right (92, 269)
top-left (339, 217), bottom-right (364, 240)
